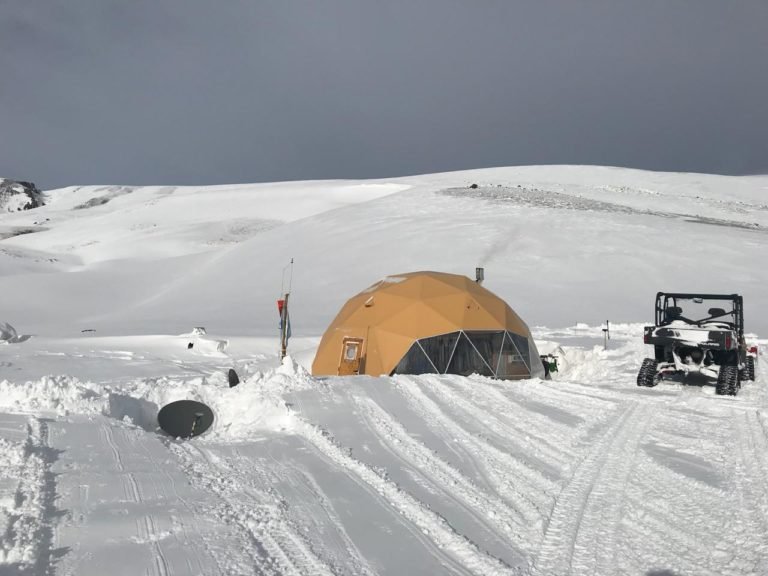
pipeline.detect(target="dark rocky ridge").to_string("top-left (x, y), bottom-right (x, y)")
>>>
top-left (0, 179), bottom-right (44, 212)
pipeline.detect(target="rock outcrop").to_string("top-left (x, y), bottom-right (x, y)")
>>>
top-left (0, 179), bottom-right (44, 212)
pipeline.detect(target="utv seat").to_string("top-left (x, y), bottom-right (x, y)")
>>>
top-left (703, 307), bottom-right (733, 328)
top-left (665, 306), bottom-right (683, 323)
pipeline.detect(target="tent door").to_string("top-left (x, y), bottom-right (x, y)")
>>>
top-left (338, 337), bottom-right (364, 375)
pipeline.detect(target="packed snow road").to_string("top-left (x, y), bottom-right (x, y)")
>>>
top-left (0, 327), bottom-right (766, 576)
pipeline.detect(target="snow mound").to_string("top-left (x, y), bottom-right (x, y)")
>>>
top-left (0, 376), bottom-right (104, 416)
top-left (194, 356), bottom-right (314, 440)
top-left (102, 356), bottom-right (314, 440)
top-left (178, 332), bottom-right (229, 356)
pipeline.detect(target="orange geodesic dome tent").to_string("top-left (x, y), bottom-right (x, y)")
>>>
top-left (312, 271), bottom-right (545, 379)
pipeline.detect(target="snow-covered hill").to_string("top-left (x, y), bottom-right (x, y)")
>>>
top-left (0, 166), bottom-right (767, 575)
top-left (2, 166), bottom-right (767, 337)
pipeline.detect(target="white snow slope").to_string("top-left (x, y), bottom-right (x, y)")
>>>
top-left (1, 165), bottom-right (767, 576)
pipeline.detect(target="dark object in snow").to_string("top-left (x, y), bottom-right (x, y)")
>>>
top-left (469, 183), bottom-right (478, 189)
top-left (0, 179), bottom-right (44, 212)
top-left (638, 292), bottom-right (758, 395)
top-left (81, 329), bottom-right (96, 333)
top-left (227, 368), bottom-right (240, 387)
top-left (158, 400), bottom-right (214, 438)
top-left (187, 342), bottom-right (194, 349)
top-left (540, 354), bottom-right (559, 380)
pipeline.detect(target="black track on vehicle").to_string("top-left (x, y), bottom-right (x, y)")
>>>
top-left (716, 365), bottom-right (739, 396)
top-left (637, 358), bottom-right (659, 387)
top-left (745, 356), bottom-right (756, 381)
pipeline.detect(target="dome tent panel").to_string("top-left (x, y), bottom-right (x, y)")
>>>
top-left (465, 331), bottom-right (506, 374)
top-left (445, 332), bottom-right (495, 378)
top-left (417, 332), bottom-right (461, 374)
top-left (508, 332), bottom-right (531, 369)
top-left (375, 304), bottom-right (460, 340)
top-left (527, 335), bottom-right (547, 379)
top-left (497, 332), bottom-right (530, 378)
top-left (311, 295), bottom-right (419, 375)
top-left (393, 341), bottom-right (439, 375)
top-left (365, 327), bottom-right (420, 376)
top-left (420, 294), bottom-right (503, 331)
top-left (312, 271), bottom-right (544, 379)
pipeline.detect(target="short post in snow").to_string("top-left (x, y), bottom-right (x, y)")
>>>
top-left (603, 320), bottom-right (610, 350)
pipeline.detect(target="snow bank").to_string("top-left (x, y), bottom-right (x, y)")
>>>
top-left (0, 355), bottom-right (313, 440)
top-left (0, 376), bottom-right (104, 415)
top-left (0, 357), bottom-right (313, 441)
top-left (102, 356), bottom-right (314, 440)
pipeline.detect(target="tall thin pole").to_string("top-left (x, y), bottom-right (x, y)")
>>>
top-left (279, 258), bottom-right (294, 360)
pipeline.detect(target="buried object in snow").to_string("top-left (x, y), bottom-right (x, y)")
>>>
top-left (158, 400), bottom-right (214, 438)
top-left (228, 368), bottom-right (240, 387)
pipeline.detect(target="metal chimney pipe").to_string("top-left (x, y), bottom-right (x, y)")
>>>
top-left (475, 267), bottom-right (484, 284)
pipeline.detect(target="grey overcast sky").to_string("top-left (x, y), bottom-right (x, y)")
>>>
top-left (1, 1), bottom-right (767, 189)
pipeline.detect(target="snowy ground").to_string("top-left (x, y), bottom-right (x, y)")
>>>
top-left (1, 166), bottom-right (767, 575)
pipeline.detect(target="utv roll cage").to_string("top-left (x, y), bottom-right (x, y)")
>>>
top-left (655, 292), bottom-right (744, 335)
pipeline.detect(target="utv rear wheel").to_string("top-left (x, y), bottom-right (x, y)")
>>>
top-left (716, 365), bottom-right (739, 396)
top-left (637, 358), bottom-right (659, 387)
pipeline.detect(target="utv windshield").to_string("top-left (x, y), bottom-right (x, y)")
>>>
top-left (659, 295), bottom-right (738, 327)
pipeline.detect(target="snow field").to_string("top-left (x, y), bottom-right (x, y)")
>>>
top-left (0, 328), bottom-right (766, 575)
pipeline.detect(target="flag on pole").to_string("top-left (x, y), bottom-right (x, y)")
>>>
top-left (283, 311), bottom-right (291, 340)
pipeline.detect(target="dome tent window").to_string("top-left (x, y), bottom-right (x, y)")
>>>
top-left (313, 271), bottom-right (545, 380)
top-left (393, 330), bottom-right (530, 379)
top-left (344, 342), bottom-right (359, 361)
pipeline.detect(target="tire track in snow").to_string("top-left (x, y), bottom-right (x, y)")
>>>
top-left (223, 449), bottom-right (340, 576)
top-left (531, 401), bottom-right (652, 576)
top-left (508, 378), bottom-right (621, 420)
top-left (414, 376), bottom-right (572, 474)
top-left (136, 438), bottom-right (218, 576)
top-left (294, 417), bottom-right (518, 576)
top-left (174, 443), bottom-right (336, 576)
top-left (731, 409), bottom-right (768, 572)
top-left (534, 379), bottom-right (630, 405)
top-left (617, 396), bottom-right (758, 576)
top-left (101, 424), bottom-right (142, 503)
top-left (439, 376), bottom-right (589, 454)
top-left (101, 423), bottom-right (169, 576)
top-left (394, 375), bottom-right (558, 518)
top-left (355, 395), bottom-right (533, 556)
top-left (622, 491), bottom-right (711, 557)
top-left (169, 444), bottom-right (278, 575)
top-left (276, 457), bottom-right (378, 576)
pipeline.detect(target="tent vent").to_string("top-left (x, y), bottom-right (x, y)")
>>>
top-left (475, 267), bottom-right (484, 285)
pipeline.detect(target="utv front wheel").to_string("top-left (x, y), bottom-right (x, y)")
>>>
top-left (637, 358), bottom-right (659, 387)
